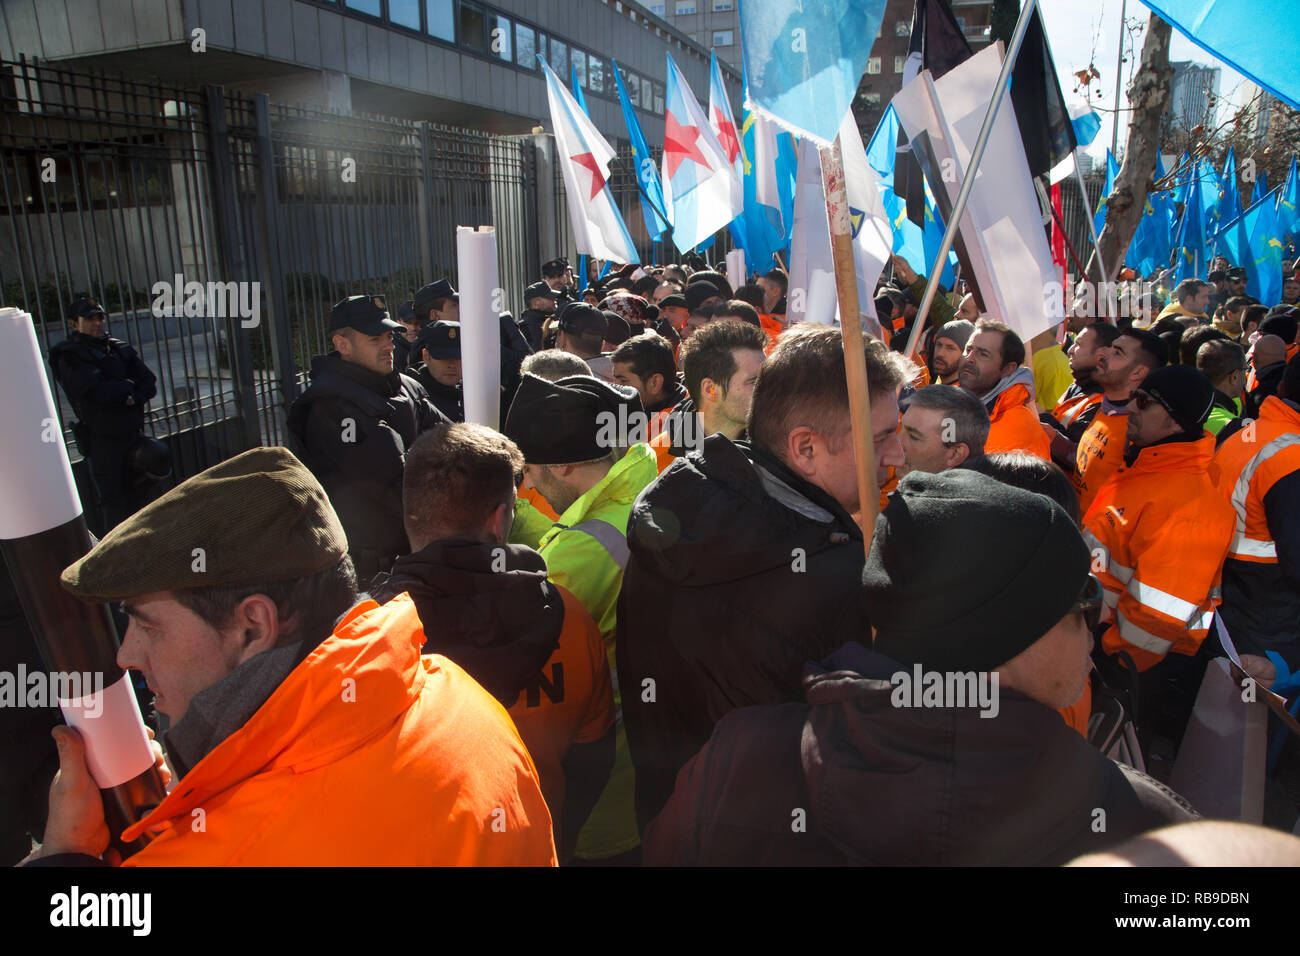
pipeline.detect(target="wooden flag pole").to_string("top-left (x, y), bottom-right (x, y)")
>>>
top-left (902, 0), bottom-right (1041, 364)
top-left (819, 135), bottom-right (879, 552)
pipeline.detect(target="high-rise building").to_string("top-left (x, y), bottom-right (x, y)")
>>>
top-left (1166, 61), bottom-right (1222, 136)
top-left (643, 0), bottom-right (741, 69)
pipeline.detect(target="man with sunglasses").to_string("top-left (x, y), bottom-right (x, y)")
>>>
top-left (641, 470), bottom-right (1194, 866)
top-left (1082, 365), bottom-right (1236, 747)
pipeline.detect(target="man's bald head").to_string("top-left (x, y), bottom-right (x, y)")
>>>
top-left (1253, 334), bottom-right (1287, 369)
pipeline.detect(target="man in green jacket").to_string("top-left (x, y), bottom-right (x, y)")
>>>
top-left (505, 372), bottom-right (657, 865)
top-left (1196, 339), bottom-right (1248, 437)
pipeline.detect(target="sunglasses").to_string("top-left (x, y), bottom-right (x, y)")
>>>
top-left (1071, 574), bottom-right (1104, 633)
top-left (1131, 391), bottom-right (1174, 418)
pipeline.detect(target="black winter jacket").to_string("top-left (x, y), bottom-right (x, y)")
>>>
top-left (49, 332), bottom-right (157, 439)
top-left (617, 435), bottom-right (870, 834)
top-left (287, 353), bottom-right (448, 563)
top-left (411, 364), bottom-right (465, 422)
top-left (644, 641), bottom-right (1198, 865)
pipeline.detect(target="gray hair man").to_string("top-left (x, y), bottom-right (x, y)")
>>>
top-left (899, 384), bottom-right (990, 475)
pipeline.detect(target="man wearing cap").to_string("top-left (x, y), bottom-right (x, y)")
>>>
top-left (619, 326), bottom-right (911, 837)
top-left (542, 257), bottom-right (577, 304)
top-left (29, 447), bottom-right (556, 866)
top-left (287, 295), bottom-right (449, 579)
top-left (49, 296), bottom-right (159, 533)
top-left (555, 303), bottom-right (615, 382)
top-left (504, 373), bottom-right (658, 864)
top-left (518, 281), bottom-right (561, 352)
top-left (391, 300), bottom-right (419, 373)
top-left (1083, 364), bottom-right (1235, 751)
top-left (1209, 355), bottom-right (1300, 692)
top-left (415, 277), bottom-right (533, 407)
top-left (929, 318), bottom-right (973, 386)
top-left (642, 469), bottom-right (1195, 865)
top-left (409, 320), bottom-right (464, 422)
top-left (684, 281), bottom-right (724, 315)
top-left (657, 293), bottom-right (691, 337)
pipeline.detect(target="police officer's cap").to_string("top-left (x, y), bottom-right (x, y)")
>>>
top-left (556, 302), bottom-right (608, 337)
top-left (525, 280), bottom-right (562, 302)
top-left (396, 299), bottom-right (416, 323)
top-left (61, 447), bottom-right (348, 602)
top-left (542, 257), bottom-right (570, 276)
top-left (415, 320), bottom-right (462, 360)
top-left (68, 297), bottom-right (107, 321)
top-left (329, 295), bottom-right (401, 335)
top-left (413, 279), bottom-right (458, 314)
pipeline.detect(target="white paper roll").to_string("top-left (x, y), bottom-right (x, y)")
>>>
top-left (455, 226), bottom-right (503, 428)
top-left (59, 671), bottom-right (155, 789)
top-left (725, 249), bottom-right (746, 294)
top-left (0, 308), bottom-right (83, 539)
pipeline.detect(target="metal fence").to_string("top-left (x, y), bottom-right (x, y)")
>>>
top-left (0, 55), bottom-right (569, 485)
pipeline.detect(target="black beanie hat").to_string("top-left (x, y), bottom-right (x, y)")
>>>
top-left (504, 373), bottom-right (644, 465)
top-left (1137, 364), bottom-right (1215, 433)
top-left (865, 470), bottom-right (1090, 673)
top-left (1259, 312), bottom-right (1298, 346)
top-left (685, 281), bottom-right (722, 311)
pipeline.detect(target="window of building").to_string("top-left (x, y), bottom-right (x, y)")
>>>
top-left (389, 0), bottom-right (420, 30)
top-left (867, 56), bottom-right (881, 74)
top-left (459, 1), bottom-right (486, 52)
top-left (895, 56), bottom-right (904, 73)
top-left (573, 50), bottom-right (587, 87)
top-left (712, 0), bottom-right (734, 10)
top-left (588, 56), bottom-right (605, 93)
top-left (649, 3), bottom-right (665, 15)
top-left (640, 73), bottom-right (654, 109)
top-left (549, 37), bottom-right (568, 79)
top-left (625, 70), bottom-right (640, 105)
top-left (344, 0), bottom-right (381, 16)
top-left (653, 82), bottom-right (665, 114)
top-left (515, 23), bottom-right (536, 67)
top-left (895, 20), bottom-right (910, 36)
top-left (426, 0), bottom-right (454, 42)
top-left (676, 0), bottom-right (697, 14)
top-left (489, 13), bottom-right (512, 60)
top-left (862, 93), bottom-right (882, 106)
top-left (712, 29), bottom-right (733, 46)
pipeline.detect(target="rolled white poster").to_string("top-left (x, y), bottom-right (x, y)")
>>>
top-left (456, 226), bottom-right (503, 428)
top-left (725, 249), bottom-right (746, 294)
top-left (0, 307), bottom-right (82, 538)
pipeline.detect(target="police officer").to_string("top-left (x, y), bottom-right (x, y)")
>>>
top-left (392, 300), bottom-right (419, 373)
top-left (517, 281), bottom-right (561, 352)
top-left (542, 258), bottom-right (577, 306)
top-left (287, 295), bottom-right (450, 580)
top-left (49, 296), bottom-right (159, 534)
top-left (409, 320), bottom-right (464, 422)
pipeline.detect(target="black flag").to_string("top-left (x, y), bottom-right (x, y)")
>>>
top-left (1011, 6), bottom-right (1078, 182)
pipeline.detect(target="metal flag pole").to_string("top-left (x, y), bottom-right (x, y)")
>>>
top-left (903, 0), bottom-right (1041, 362)
top-left (1076, 157), bottom-right (1114, 317)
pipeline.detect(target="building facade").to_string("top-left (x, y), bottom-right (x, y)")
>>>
top-left (643, 0), bottom-right (739, 69)
top-left (1167, 60), bottom-right (1222, 136)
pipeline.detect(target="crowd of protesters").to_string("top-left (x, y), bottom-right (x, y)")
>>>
top-left (9, 242), bottom-right (1300, 868)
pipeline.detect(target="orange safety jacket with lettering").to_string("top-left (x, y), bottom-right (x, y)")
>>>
top-left (1072, 399), bottom-right (1129, 514)
top-left (984, 382), bottom-right (1051, 459)
top-left (1082, 432), bottom-right (1236, 671)
top-left (122, 595), bottom-right (557, 866)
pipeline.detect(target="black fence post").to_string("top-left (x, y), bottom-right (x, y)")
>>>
top-left (252, 94), bottom-right (299, 421)
top-left (202, 84), bottom-right (261, 452)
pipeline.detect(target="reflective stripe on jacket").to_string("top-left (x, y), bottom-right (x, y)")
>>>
top-left (1082, 432), bottom-right (1236, 671)
top-left (1210, 397), bottom-right (1300, 564)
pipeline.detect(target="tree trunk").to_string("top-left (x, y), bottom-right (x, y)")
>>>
top-left (1089, 13), bottom-right (1174, 282)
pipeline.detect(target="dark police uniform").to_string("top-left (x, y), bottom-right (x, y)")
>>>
top-left (391, 299), bottom-right (418, 374)
top-left (287, 295), bottom-right (450, 579)
top-left (517, 280), bottom-right (562, 352)
top-left (542, 257), bottom-right (578, 308)
top-left (49, 297), bottom-right (158, 533)
top-left (409, 320), bottom-right (465, 423)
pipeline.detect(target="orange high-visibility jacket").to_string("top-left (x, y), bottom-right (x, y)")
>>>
top-left (1072, 401), bottom-right (1129, 514)
top-left (1210, 395), bottom-right (1300, 566)
top-left (122, 595), bottom-right (557, 866)
top-left (1082, 432), bottom-right (1236, 671)
top-left (1053, 391), bottom-right (1103, 432)
top-left (984, 382), bottom-right (1051, 459)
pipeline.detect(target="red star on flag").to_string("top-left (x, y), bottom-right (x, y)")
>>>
top-left (571, 152), bottom-right (607, 200)
top-left (712, 106), bottom-right (739, 165)
top-left (664, 111), bottom-right (710, 178)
